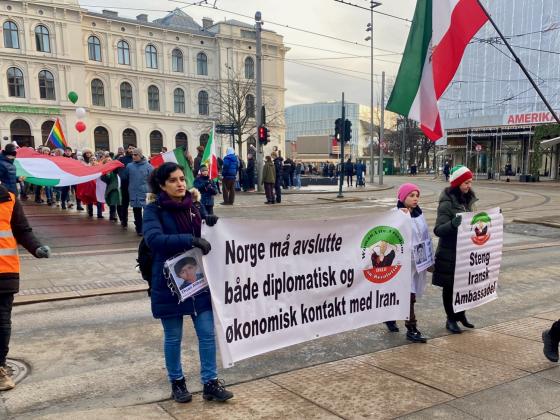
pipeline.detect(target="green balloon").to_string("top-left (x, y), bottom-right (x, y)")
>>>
top-left (67, 91), bottom-right (78, 104)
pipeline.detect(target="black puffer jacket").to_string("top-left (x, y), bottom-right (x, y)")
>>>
top-left (432, 187), bottom-right (478, 288)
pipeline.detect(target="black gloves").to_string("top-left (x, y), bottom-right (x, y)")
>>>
top-left (205, 215), bottom-right (219, 227)
top-left (192, 237), bottom-right (212, 255)
top-left (452, 215), bottom-right (462, 228)
top-left (36, 246), bottom-right (51, 258)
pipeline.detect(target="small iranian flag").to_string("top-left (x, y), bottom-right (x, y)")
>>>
top-left (201, 122), bottom-right (218, 180)
top-left (386, 0), bottom-right (488, 141)
top-left (150, 147), bottom-right (194, 187)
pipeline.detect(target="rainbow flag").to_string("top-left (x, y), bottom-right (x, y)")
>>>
top-left (46, 118), bottom-right (68, 149)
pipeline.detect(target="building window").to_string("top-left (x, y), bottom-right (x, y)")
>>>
top-left (87, 35), bottom-right (101, 61)
top-left (120, 82), bottom-right (133, 109)
top-left (148, 85), bottom-right (160, 111)
top-left (197, 52), bottom-right (207, 75)
top-left (117, 40), bottom-right (130, 65)
top-left (172, 48), bottom-right (183, 72)
top-left (93, 126), bottom-right (110, 151)
top-left (149, 130), bottom-right (163, 155)
top-left (198, 90), bottom-right (209, 115)
top-left (38, 70), bottom-right (55, 100)
top-left (246, 94), bottom-right (255, 118)
top-left (91, 79), bottom-right (105, 106)
top-left (3, 21), bottom-right (19, 49)
top-left (145, 44), bottom-right (158, 69)
top-left (7, 67), bottom-right (25, 98)
top-left (35, 25), bottom-right (50, 52)
top-left (174, 88), bottom-right (185, 113)
top-left (245, 57), bottom-right (254, 79)
top-left (122, 128), bottom-right (137, 147)
top-left (175, 132), bottom-right (188, 149)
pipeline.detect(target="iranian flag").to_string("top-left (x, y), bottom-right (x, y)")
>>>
top-left (150, 147), bottom-right (194, 187)
top-left (386, 0), bottom-right (488, 141)
top-left (14, 147), bottom-right (123, 187)
top-left (201, 123), bottom-right (218, 180)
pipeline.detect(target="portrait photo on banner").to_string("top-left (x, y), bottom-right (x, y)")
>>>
top-left (164, 248), bottom-right (208, 302)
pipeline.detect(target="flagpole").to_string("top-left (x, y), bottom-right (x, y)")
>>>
top-left (476, 0), bottom-right (560, 124)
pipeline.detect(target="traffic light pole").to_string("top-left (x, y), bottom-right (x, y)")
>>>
top-left (379, 71), bottom-right (385, 185)
top-left (337, 93), bottom-right (345, 199)
top-left (255, 11), bottom-right (264, 192)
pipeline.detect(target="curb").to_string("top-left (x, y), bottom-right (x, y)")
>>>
top-left (513, 219), bottom-right (560, 229)
top-left (238, 185), bottom-right (394, 195)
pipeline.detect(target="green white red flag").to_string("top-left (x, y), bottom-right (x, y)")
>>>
top-left (201, 122), bottom-right (219, 180)
top-left (386, 0), bottom-right (488, 141)
top-left (150, 147), bottom-right (194, 187)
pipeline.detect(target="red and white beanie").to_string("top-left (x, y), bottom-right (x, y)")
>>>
top-left (449, 165), bottom-right (473, 188)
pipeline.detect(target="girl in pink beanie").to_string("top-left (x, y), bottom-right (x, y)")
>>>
top-left (384, 182), bottom-right (433, 343)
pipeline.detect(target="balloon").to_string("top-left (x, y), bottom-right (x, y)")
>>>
top-left (75, 107), bottom-right (87, 119)
top-left (68, 91), bottom-right (78, 104)
top-left (75, 121), bottom-right (86, 133)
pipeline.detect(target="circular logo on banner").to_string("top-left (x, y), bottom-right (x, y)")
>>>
top-left (360, 226), bottom-right (405, 283)
top-left (471, 212), bottom-right (491, 246)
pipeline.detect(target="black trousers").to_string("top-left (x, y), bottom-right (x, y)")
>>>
top-left (264, 183), bottom-right (275, 203)
top-left (222, 179), bottom-right (236, 204)
top-left (133, 207), bottom-right (143, 234)
top-left (0, 293), bottom-right (14, 367)
top-left (550, 320), bottom-right (560, 343)
top-left (205, 205), bottom-right (214, 216)
top-left (117, 190), bottom-right (130, 225)
top-left (442, 285), bottom-right (465, 322)
top-left (274, 180), bottom-right (282, 203)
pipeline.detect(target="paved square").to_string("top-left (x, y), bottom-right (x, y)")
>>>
top-left (430, 329), bottom-right (554, 372)
top-left (270, 358), bottom-right (452, 419)
top-left (484, 317), bottom-right (556, 342)
top-left (359, 343), bottom-right (528, 397)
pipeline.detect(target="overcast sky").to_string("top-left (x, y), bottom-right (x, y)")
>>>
top-left (78, 0), bottom-right (417, 107)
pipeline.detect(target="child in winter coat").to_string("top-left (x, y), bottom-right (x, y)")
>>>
top-left (384, 183), bottom-right (433, 343)
top-left (193, 165), bottom-right (218, 215)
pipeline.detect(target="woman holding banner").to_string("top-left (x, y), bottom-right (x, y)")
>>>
top-left (433, 165), bottom-right (477, 334)
top-left (143, 162), bottom-right (232, 404)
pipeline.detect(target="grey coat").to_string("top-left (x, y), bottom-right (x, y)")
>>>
top-left (122, 159), bottom-right (153, 208)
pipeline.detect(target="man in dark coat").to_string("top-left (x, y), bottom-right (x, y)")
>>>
top-left (117, 144), bottom-right (134, 227)
top-left (0, 184), bottom-right (50, 390)
top-left (246, 153), bottom-right (255, 191)
top-left (193, 146), bottom-right (205, 175)
top-left (272, 152), bottom-right (283, 203)
top-left (0, 144), bottom-right (18, 195)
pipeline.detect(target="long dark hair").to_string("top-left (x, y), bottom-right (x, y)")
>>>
top-left (447, 186), bottom-right (476, 205)
top-left (149, 162), bottom-right (184, 194)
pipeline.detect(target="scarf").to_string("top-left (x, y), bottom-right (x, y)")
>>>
top-left (158, 191), bottom-right (201, 237)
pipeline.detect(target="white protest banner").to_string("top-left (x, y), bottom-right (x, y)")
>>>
top-left (202, 213), bottom-right (412, 367)
top-left (453, 207), bottom-right (503, 312)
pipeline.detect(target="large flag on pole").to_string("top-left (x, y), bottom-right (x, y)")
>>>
top-left (46, 118), bottom-right (68, 148)
top-left (386, 0), bottom-right (488, 141)
top-left (201, 122), bottom-right (219, 180)
top-left (14, 147), bottom-right (122, 187)
top-left (149, 147), bottom-right (194, 188)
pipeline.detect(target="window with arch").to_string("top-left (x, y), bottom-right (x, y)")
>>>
top-left (197, 52), bottom-right (208, 75)
top-left (245, 94), bottom-right (255, 118)
top-left (175, 132), bottom-right (188, 149)
top-left (122, 128), bottom-right (137, 147)
top-left (172, 49), bottom-right (183, 72)
top-left (35, 25), bottom-right (50, 52)
top-left (149, 130), bottom-right (163, 155)
top-left (120, 82), bottom-right (133, 109)
top-left (145, 44), bottom-right (158, 69)
top-left (38, 70), bottom-right (55, 100)
top-left (174, 88), bottom-right (185, 113)
top-left (3, 21), bottom-right (19, 49)
top-left (148, 85), bottom-right (160, 111)
top-left (117, 40), bottom-right (130, 65)
top-left (245, 57), bottom-right (255, 79)
top-left (198, 90), bottom-right (209, 115)
top-left (91, 79), bottom-right (105, 106)
top-left (94, 126), bottom-right (110, 151)
top-left (88, 35), bottom-right (101, 61)
top-left (7, 67), bottom-right (25, 98)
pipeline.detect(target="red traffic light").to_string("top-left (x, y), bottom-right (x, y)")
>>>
top-left (258, 125), bottom-right (269, 144)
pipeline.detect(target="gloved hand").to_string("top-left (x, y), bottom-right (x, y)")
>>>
top-left (36, 245), bottom-right (51, 258)
top-left (205, 215), bottom-right (219, 227)
top-left (192, 237), bottom-right (212, 255)
top-left (451, 215), bottom-right (462, 228)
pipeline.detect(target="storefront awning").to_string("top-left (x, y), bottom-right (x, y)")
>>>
top-left (541, 136), bottom-right (560, 147)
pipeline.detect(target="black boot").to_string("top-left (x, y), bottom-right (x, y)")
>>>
top-left (446, 320), bottom-right (462, 334)
top-left (203, 379), bottom-right (233, 402)
top-left (384, 321), bottom-right (399, 332)
top-left (406, 327), bottom-right (428, 343)
top-left (542, 329), bottom-right (559, 362)
top-left (458, 316), bottom-right (475, 329)
top-left (171, 377), bottom-right (192, 403)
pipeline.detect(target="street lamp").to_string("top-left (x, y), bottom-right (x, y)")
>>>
top-left (366, 19), bottom-right (374, 184)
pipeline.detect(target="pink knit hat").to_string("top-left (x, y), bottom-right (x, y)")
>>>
top-left (397, 183), bottom-right (420, 203)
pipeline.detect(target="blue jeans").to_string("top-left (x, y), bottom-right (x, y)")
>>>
top-left (160, 310), bottom-right (217, 384)
top-left (294, 173), bottom-right (301, 188)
